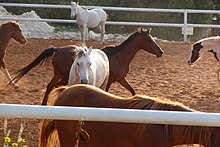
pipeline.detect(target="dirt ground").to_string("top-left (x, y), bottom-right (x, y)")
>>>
top-left (0, 38), bottom-right (220, 146)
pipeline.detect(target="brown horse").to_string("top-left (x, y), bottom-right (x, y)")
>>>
top-left (10, 28), bottom-right (163, 105)
top-left (0, 21), bottom-right (27, 88)
top-left (39, 84), bottom-right (220, 147)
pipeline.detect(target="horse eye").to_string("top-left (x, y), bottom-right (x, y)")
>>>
top-left (77, 62), bottom-right (79, 66)
top-left (89, 63), bottom-right (91, 66)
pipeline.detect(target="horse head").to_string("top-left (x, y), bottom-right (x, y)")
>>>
top-left (139, 28), bottom-right (164, 58)
top-left (70, 2), bottom-right (79, 19)
top-left (75, 46), bottom-right (92, 84)
top-left (187, 42), bottom-right (203, 65)
top-left (11, 21), bottom-right (27, 45)
top-left (187, 37), bottom-right (220, 65)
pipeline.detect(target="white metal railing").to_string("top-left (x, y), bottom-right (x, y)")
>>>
top-left (1, 104), bottom-right (220, 127)
top-left (1, 3), bottom-right (220, 42)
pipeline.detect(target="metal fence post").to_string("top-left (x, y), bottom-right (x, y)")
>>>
top-left (183, 11), bottom-right (188, 42)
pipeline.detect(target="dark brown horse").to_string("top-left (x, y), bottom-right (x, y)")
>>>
top-left (0, 21), bottom-right (27, 88)
top-left (10, 28), bottom-right (163, 105)
top-left (39, 84), bottom-right (220, 147)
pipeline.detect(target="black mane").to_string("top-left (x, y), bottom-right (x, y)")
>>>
top-left (102, 31), bottom-right (141, 56)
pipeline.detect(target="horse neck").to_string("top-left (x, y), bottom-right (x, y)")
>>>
top-left (0, 26), bottom-right (13, 51)
top-left (117, 37), bottom-right (141, 66)
top-left (76, 6), bottom-right (87, 19)
top-left (170, 125), bottom-right (220, 147)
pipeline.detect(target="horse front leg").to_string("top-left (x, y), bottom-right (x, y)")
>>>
top-left (100, 24), bottom-right (105, 43)
top-left (86, 27), bottom-right (89, 41)
top-left (0, 59), bottom-right (19, 89)
top-left (118, 78), bottom-right (136, 95)
top-left (78, 25), bottom-right (84, 42)
top-left (81, 25), bottom-right (87, 44)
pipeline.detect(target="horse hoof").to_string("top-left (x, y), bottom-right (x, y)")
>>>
top-left (13, 84), bottom-right (19, 89)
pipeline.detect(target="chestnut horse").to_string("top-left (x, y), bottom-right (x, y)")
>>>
top-left (39, 84), bottom-right (220, 147)
top-left (9, 28), bottom-right (163, 105)
top-left (0, 21), bottom-right (27, 88)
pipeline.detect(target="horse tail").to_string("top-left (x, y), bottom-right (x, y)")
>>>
top-left (9, 47), bottom-right (56, 85)
top-left (39, 119), bottom-right (58, 147)
top-left (39, 87), bottom-right (68, 147)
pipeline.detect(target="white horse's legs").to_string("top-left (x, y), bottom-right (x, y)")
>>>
top-left (82, 25), bottom-right (87, 43)
top-left (86, 27), bottom-right (89, 41)
top-left (1, 68), bottom-right (19, 89)
top-left (78, 25), bottom-right (84, 42)
top-left (97, 23), bottom-right (105, 43)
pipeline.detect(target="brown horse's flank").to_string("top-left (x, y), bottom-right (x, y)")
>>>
top-left (40, 85), bottom-right (220, 147)
top-left (9, 45), bottom-right (77, 105)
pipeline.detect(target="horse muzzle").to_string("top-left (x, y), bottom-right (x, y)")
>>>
top-left (21, 39), bottom-right (28, 45)
top-left (80, 79), bottom-right (89, 84)
top-left (187, 60), bottom-right (194, 66)
top-left (156, 50), bottom-right (164, 58)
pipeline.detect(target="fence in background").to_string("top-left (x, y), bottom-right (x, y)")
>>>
top-left (1, 3), bottom-right (220, 42)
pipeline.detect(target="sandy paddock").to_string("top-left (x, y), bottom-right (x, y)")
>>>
top-left (0, 38), bottom-right (220, 146)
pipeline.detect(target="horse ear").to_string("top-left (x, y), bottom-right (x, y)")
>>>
top-left (147, 28), bottom-right (152, 34)
top-left (75, 46), bottom-right (81, 55)
top-left (88, 46), bottom-right (92, 55)
top-left (76, 2), bottom-right (79, 5)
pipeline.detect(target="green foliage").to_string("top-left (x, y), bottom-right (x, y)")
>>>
top-left (4, 0), bottom-right (216, 41)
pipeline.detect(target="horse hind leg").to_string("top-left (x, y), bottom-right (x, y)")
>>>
top-left (97, 24), bottom-right (105, 43)
top-left (118, 78), bottom-right (136, 95)
top-left (42, 73), bottom-right (62, 105)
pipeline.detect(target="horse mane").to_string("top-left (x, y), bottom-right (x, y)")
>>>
top-left (0, 21), bottom-right (19, 30)
top-left (75, 45), bottom-right (89, 58)
top-left (102, 31), bottom-right (141, 56)
top-left (130, 95), bottom-right (220, 146)
top-left (129, 95), bottom-right (195, 112)
top-left (195, 36), bottom-right (220, 45)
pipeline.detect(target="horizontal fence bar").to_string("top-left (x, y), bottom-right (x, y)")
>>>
top-left (2, 3), bottom-right (220, 14)
top-left (1, 104), bottom-right (220, 127)
top-left (0, 17), bottom-right (184, 27)
top-left (2, 17), bottom-right (220, 29)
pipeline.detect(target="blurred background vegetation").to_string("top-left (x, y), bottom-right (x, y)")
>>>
top-left (3, 0), bottom-right (220, 41)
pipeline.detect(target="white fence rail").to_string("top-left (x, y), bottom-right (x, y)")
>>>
top-left (1, 3), bottom-right (220, 42)
top-left (1, 104), bottom-right (220, 127)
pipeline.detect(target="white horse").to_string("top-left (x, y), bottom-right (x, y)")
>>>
top-left (187, 36), bottom-right (220, 85)
top-left (68, 45), bottom-right (109, 90)
top-left (70, 2), bottom-right (107, 43)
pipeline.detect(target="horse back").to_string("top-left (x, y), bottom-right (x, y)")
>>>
top-left (88, 8), bottom-right (107, 23)
top-left (54, 84), bottom-right (125, 108)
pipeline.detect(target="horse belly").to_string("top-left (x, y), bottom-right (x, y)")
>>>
top-left (87, 18), bottom-right (101, 28)
top-left (87, 10), bottom-right (106, 28)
